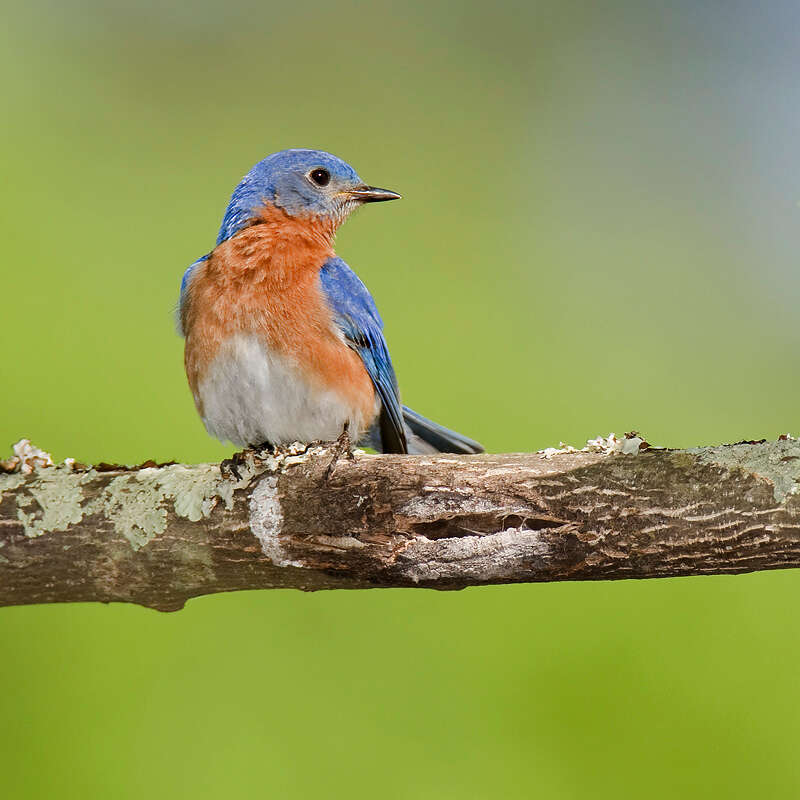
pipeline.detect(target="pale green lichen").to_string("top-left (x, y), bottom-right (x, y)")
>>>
top-left (0, 472), bottom-right (27, 501)
top-left (89, 464), bottom-right (253, 550)
top-left (3, 441), bottom-right (324, 552)
top-left (93, 473), bottom-right (170, 550)
top-left (15, 468), bottom-right (97, 538)
top-left (4, 459), bottom-right (259, 551)
top-left (690, 439), bottom-right (800, 503)
top-left (155, 464), bottom-right (238, 522)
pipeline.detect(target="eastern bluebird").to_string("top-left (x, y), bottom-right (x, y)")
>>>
top-left (178, 149), bottom-right (483, 455)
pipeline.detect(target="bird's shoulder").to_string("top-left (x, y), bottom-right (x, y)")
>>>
top-left (319, 256), bottom-right (384, 336)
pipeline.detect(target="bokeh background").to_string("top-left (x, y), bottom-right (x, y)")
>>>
top-left (2, 0), bottom-right (800, 797)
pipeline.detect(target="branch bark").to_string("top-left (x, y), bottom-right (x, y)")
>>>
top-left (1, 439), bottom-right (799, 611)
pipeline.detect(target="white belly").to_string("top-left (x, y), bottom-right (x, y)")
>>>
top-left (196, 333), bottom-right (372, 448)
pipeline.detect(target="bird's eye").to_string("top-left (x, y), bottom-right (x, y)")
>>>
top-left (309, 168), bottom-right (331, 187)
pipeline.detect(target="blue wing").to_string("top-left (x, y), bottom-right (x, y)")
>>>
top-left (319, 257), bottom-right (407, 453)
top-left (176, 254), bottom-right (209, 337)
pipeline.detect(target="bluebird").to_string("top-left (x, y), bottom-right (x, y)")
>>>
top-left (178, 149), bottom-right (483, 455)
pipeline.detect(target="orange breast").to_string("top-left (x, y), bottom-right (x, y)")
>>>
top-left (182, 206), bottom-right (376, 423)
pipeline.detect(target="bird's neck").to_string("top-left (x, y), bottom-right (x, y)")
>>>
top-left (212, 203), bottom-right (337, 289)
top-left (260, 202), bottom-right (338, 249)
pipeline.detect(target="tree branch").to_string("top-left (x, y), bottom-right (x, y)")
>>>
top-left (1, 438), bottom-right (799, 611)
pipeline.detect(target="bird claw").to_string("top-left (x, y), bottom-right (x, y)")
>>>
top-left (221, 444), bottom-right (266, 481)
top-left (324, 422), bottom-right (355, 480)
top-left (220, 454), bottom-right (244, 482)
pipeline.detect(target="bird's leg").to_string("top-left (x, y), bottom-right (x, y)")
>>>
top-left (324, 422), bottom-right (355, 480)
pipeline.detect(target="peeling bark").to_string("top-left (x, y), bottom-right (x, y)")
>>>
top-left (1, 439), bottom-right (799, 612)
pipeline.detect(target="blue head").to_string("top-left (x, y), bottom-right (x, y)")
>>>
top-left (216, 149), bottom-right (400, 245)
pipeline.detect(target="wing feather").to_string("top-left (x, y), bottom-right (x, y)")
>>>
top-left (319, 257), bottom-right (407, 453)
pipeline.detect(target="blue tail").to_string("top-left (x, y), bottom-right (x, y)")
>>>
top-left (360, 406), bottom-right (483, 454)
top-left (400, 406), bottom-right (484, 455)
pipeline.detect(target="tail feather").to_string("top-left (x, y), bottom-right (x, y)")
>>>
top-left (401, 406), bottom-right (484, 455)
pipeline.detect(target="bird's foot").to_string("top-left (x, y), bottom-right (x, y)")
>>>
top-left (324, 422), bottom-right (355, 480)
top-left (220, 450), bottom-right (248, 482)
top-left (220, 441), bottom-right (276, 481)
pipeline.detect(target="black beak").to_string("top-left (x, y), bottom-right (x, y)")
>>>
top-left (346, 185), bottom-right (402, 203)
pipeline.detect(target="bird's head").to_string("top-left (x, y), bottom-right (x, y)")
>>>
top-left (216, 149), bottom-right (400, 245)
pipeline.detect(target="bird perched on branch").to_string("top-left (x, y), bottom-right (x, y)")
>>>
top-left (178, 148), bottom-right (483, 455)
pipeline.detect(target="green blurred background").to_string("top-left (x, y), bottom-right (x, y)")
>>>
top-left (2, 0), bottom-right (800, 797)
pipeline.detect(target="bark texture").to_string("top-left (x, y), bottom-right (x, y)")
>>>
top-left (1, 439), bottom-right (799, 611)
